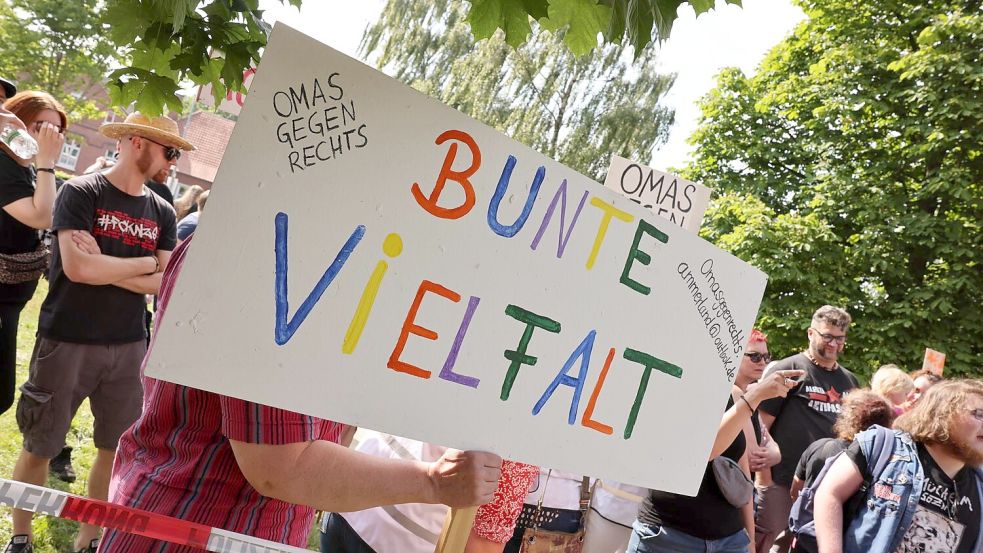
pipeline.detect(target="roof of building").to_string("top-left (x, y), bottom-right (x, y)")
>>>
top-left (178, 111), bottom-right (235, 183)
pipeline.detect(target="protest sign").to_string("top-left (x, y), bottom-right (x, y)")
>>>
top-left (603, 155), bottom-right (711, 233)
top-left (921, 348), bottom-right (945, 376)
top-left (146, 23), bottom-right (767, 494)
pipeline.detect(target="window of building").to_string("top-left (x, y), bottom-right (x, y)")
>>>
top-left (56, 139), bottom-right (81, 171)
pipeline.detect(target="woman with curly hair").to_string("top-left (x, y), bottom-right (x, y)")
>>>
top-left (788, 390), bottom-right (895, 553)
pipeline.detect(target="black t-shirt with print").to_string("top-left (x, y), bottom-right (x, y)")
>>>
top-left (39, 173), bottom-right (176, 343)
top-left (639, 396), bottom-right (748, 539)
top-left (846, 441), bottom-right (980, 553)
top-left (759, 353), bottom-right (860, 486)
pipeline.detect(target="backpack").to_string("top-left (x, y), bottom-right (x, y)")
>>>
top-left (788, 425), bottom-right (896, 540)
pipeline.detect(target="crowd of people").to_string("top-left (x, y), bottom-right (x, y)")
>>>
top-left (0, 75), bottom-right (979, 553)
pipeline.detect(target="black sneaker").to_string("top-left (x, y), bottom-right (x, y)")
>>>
top-left (49, 445), bottom-right (76, 483)
top-left (2, 535), bottom-right (33, 553)
top-left (73, 539), bottom-right (98, 553)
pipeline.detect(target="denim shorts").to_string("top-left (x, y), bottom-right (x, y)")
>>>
top-left (628, 520), bottom-right (750, 553)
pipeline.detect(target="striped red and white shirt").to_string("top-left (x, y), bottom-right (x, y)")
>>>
top-left (100, 237), bottom-right (343, 552)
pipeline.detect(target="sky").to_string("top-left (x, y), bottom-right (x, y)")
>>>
top-left (259, 0), bottom-right (805, 173)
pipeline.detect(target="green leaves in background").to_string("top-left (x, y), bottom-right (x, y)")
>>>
top-left (0, 0), bottom-right (120, 123)
top-left (686, 0), bottom-right (982, 379)
top-left (99, 0), bottom-right (734, 115)
top-left (470, 0), bottom-right (742, 56)
top-left (102, 0), bottom-right (271, 116)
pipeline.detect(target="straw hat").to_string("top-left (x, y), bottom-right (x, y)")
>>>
top-left (100, 112), bottom-right (195, 151)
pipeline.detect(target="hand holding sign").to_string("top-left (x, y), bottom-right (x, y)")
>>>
top-left (149, 24), bottom-right (768, 494)
top-left (428, 449), bottom-right (502, 507)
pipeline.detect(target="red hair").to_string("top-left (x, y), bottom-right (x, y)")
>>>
top-left (748, 328), bottom-right (767, 345)
top-left (3, 91), bottom-right (68, 129)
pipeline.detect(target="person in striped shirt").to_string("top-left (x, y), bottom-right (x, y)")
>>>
top-left (97, 236), bottom-right (502, 552)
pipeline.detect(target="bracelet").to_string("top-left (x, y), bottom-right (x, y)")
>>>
top-left (148, 255), bottom-right (159, 275)
top-left (739, 395), bottom-right (755, 413)
top-left (36, 167), bottom-right (55, 174)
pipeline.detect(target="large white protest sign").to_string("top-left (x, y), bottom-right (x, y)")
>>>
top-left (603, 155), bottom-right (711, 233)
top-left (147, 24), bottom-right (767, 494)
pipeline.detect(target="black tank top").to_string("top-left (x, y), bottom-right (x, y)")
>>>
top-left (638, 396), bottom-right (747, 539)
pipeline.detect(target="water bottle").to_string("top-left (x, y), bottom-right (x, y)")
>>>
top-left (0, 124), bottom-right (39, 159)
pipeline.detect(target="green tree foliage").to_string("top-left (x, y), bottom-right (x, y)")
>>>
top-left (469, 0), bottom-right (741, 55)
top-left (363, 0), bottom-right (675, 182)
top-left (102, 0), bottom-right (731, 117)
top-left (101, 0), bottom-right (292, 116)
top-left (686, 0), bottom-right (982, 379)
top-left (0, 0), bottom-right (119, 122)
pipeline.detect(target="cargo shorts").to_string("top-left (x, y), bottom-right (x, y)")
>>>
top-left (16, 337), bottom-right (146, 458)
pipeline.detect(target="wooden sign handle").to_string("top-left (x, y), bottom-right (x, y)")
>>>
top-left (434, 506), bottom-right (476, 553)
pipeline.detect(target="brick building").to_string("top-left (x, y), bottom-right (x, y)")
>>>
top-left (57, 102), bottom-right (234, 194)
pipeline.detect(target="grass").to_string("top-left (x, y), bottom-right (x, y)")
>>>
top-left (0, 280), bottom-right (99, 552)
top-left (0, 282), bottom-right (321, 550)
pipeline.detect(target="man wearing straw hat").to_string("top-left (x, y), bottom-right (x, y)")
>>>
top-left (6, 113), bottom-right (192, 553)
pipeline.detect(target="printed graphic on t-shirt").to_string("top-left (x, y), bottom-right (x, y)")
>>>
top-left (922, 477), bottom-right (962, 518)
top-left (93, 208), bottom-right (159, 252)
top-left (895, 508), bottom-right (964, 553)
top-left (803, 384), bottom-right (844, 413)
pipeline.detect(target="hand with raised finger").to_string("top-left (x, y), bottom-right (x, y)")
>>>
top-left (429, 449), bottom-right (502, 508)
top-left (745, 369), bottom-right (805, 407)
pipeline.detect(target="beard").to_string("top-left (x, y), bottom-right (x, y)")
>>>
top-left (945, 434), bottom-right (983, 467)
top-left (135, 147), bottom-right (156, 175)
top-left (810, 342), bottom-right (838, 362)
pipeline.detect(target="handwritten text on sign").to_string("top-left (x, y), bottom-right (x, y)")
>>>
top-left (146, 24), bottom-right (767, 494)
top-left (603, 155), bottom-right (711, 234)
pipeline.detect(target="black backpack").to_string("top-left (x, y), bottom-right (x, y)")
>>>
top-left (788, 425), bottom-right (896, 540)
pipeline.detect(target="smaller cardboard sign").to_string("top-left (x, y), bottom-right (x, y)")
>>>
top-left (921, 348), bottom-right (945, 376)
top-left (603, 155), bottom-right (711, 234)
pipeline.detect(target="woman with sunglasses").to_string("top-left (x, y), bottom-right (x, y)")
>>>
top-left (0, 91), bottom-right (66, 415)
top-left (628, 335), bottom-right (805, 553)
top-left (736, 330), bottom-right (784, 481)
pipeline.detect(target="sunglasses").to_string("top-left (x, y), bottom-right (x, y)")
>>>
top-left (744, 352), bottom-right (772, 363)
top-left (132, 136), bottom-right (181, 161)
top-left (33, 120), bottom-right (64, 133)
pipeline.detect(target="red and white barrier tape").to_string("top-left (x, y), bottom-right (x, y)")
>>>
top-left (0, 478), bottom-right (310, 552)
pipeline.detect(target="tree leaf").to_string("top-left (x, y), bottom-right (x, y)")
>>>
top-left (539, 0), bottom-right (612, 55)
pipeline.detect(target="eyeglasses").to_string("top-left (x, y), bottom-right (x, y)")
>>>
top-left (810, 327), bottom-right (847, 344)
top-left (33, 120), bottom-right (63, 133)
top-left (132, 136), bottom-right (181, 161)
top-left (744, 352), bottom-right (772, 363)
top-left (970, 408), bottom-right (983, 422)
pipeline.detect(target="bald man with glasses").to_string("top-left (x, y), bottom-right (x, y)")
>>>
top-left (753, 305), bottom-right (861, 553)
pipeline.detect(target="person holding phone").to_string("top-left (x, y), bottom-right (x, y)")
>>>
top-left (753, 306), bottom-right (861, 553)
